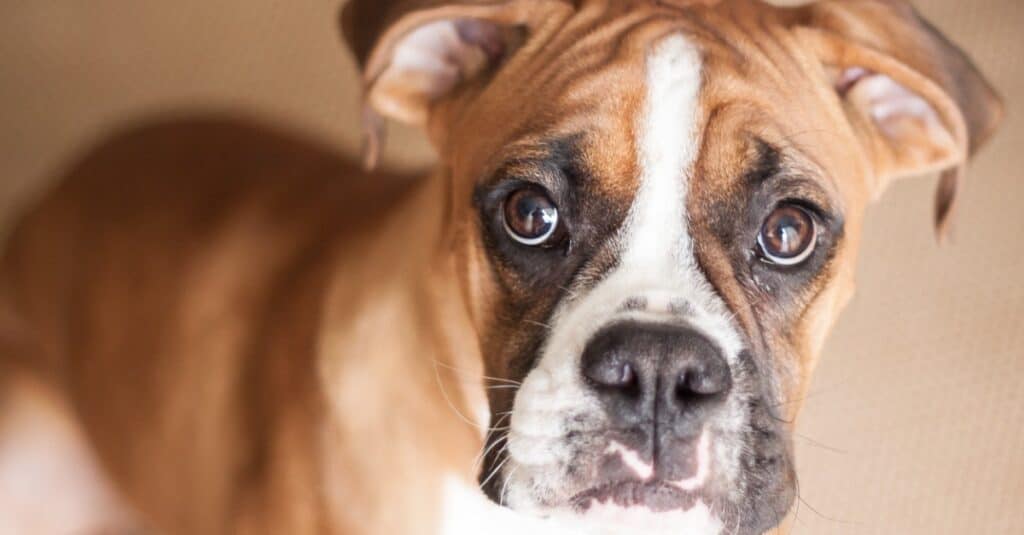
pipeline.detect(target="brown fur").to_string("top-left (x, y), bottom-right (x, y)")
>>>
top-left (0, 1), bottom-right (1001, 534)
top-left (0, 117), bottom-right (483, 534)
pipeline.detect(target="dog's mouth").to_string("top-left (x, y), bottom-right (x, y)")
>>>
top-left (488, 381), bottom-right (797, 534)
top-left (572, 479), bottom-right (707, 512)
top-left (570, 429), bottom-right (714, 512)
top-left (485, 326), bottom-right (794, 534)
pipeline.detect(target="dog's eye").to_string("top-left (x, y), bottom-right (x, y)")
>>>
top-left (503, 187), bottom-right (559, 246)
top-left (757, 204), bottom-right (816, 266)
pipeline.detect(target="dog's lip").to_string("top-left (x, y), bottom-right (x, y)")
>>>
top-left (570, 479), bottom-right (705, 512)
top-left (571, 430), bottom-right (713, 511)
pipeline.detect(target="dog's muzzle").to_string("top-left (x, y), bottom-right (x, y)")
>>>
top-left (493, 290), bottom-right (795, 534)
top-left (575, 321), bottom-right (731, 509)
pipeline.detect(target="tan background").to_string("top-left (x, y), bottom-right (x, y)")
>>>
top-left (1, 1), bottom-right (1021, 533)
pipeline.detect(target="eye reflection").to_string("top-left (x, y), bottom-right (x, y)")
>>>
top-left (503, 187), bottom-right (559, 246)
top-left (757, 204), bottom-right (816, 266)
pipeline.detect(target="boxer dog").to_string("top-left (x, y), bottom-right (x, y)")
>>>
top-left (0, 0), bottom-right (1002, 534)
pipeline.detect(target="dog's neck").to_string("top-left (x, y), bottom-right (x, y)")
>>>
top-left (314, 167), bottom-right (488, 533)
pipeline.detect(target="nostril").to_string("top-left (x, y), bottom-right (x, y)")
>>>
top-left (676, 361), bottom-right (732, 401)
top-left (618, 362), bottom-right (636, 389)
top-left (584, 360), bottom-right (638, 393)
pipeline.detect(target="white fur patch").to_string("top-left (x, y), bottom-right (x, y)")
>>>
top-left (501, 34), bottom-right (747, 533)
top-left (606, 441), bottom-right (655, 481)
top-left (604, 429), bottom-right (710, 488)
top-left (0, 381), bottom-right (137, 534)
top-left (566, 499), bottom-right (723, 535)
top-left (442, 475), bottom-right (560, 535)
top-left (442, 475), bottom-right (722, 535)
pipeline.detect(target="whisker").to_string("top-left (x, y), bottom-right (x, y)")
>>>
top-left (769, 378), bottom-right (856, 410)
top-left (787, 473), bottom-right (802, 535)
top-left (480, 456), bottom-right (511, 491)
top-left (473, 433), bottom-right (509, 471)
top-left (795, 495), bottom-right (857, 525)
top-left (432, 361), bottom-right (488, 430)
top-left (432, 360), bottom-right (522, 386)
top-left (483, 413), bottom-right (513, 427)
top-left (768, 395), bottom-right (811, 409)
top-left (558, 285), bottom-right (580, 300)
top-left (471, 412), bottom-right (516, 469)
top-left (792, 473), bottom-right (860, 527)
top-left (500, 466), bottom-right (519, 506)
top-left (482, 376), bottom-right (522, 386)
top-left (794, 433), bottom-right (847, 455)
top-left (523, 319), bottom-right (553, 330)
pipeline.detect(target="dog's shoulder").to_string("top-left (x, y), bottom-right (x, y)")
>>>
top-left (2, 114), bottom-right (419, 301)
top-left (0, 112), bottom-right (420, 399)
top-left (0, 115), bottom-right (425, 530)
top-left (13, 114), bottom-right (414, 242)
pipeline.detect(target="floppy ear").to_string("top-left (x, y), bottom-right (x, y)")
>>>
top-left (795, 0), bottom-right (1003, 238)
top-left (341, 0), bottom-right (565, 169)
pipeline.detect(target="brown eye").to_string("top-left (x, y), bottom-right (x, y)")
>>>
top-left (757, 204), bottom-right (817, 266)
top-left (502, 187), bottom-right (559, 246)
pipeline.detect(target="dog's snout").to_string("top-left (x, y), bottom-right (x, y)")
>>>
top-left (582, 321), bottom-right (732, 424)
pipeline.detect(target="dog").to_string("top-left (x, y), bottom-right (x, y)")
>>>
top-left (0, 0), bottom-right (1002, 533)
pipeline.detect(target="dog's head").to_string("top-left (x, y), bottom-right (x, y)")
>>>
top-left (343, 0), bottom-right (1001, 532)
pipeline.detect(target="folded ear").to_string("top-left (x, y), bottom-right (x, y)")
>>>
top-left (341, 0), bottom-right (563, 169)
top-left (795, 0), bottom-right (1004, 238)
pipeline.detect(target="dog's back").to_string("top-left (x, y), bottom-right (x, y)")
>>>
top-left (0, 116), bottom-right (417, 533)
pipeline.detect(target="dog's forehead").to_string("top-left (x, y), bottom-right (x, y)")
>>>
top-left (460, 1), bottom-right (850, 203)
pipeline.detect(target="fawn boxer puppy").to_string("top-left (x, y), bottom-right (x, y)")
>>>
top-left (0, 0), bottom-right (1002, 534)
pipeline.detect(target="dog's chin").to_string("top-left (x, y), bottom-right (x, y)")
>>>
top-left (572, 480), bottom-right (708, 512)
top-left (493, 429), bottom-right (737, 534)
top-left (512, 497), bottom-right (724, 535)
top-left (494, 454), bottom-right (789, 535)
top-left (503, 478), bottom-right (724, 534)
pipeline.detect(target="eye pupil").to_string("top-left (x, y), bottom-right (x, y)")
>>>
top-left (503, 188), bottom-right (559, 245)
top-left (758, 205), bottom-right (816, 265)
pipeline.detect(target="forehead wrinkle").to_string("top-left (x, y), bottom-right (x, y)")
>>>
top-left (738, 137), bottom-right (836, 209)
top-left (752, 135), bottom-right (845, 216)
top-left (454, 10), bottom-right (653, 182)
top-left (696, 97), bottom-right (844, 205)
top-left (740, 138), bottom-right (782, 186)
top-left (770, 128), bottom-right (846, 194)
top-left (518, 9), bottom-right (656, 108)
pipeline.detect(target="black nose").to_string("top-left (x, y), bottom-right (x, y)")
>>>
top-left (581, 321), bottom-right (732, 429)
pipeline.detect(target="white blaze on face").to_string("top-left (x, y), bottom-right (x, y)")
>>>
top-left (501, 33), bottom-right (746, 530)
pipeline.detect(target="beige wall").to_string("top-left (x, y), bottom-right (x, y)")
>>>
top-left (1, 1), bottom-right (1022, 533)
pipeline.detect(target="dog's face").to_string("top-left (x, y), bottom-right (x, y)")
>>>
top-left (344, 0), bottom-right (1001, 533)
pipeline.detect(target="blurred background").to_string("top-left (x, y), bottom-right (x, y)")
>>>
top-left (1, 0), bottom-right (1021, 533)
